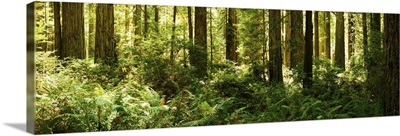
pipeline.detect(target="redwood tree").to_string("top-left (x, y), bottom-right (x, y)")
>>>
top-left (226, 8), bottom-right (238, 62)
top-left (61, 3), bottom-right (85, 59)
top-left (304, 11), bottom-right (313, 88)
top-left (190, 7), bottom-right (207, 77)
top-left (383, 14), bottom-right (399, 116)
top-left (334, 12), bottom-right (345, 70)
top-left (269, 9), bottom-right (283, 83)
top-left (95, 4), bottom-right (116, 65)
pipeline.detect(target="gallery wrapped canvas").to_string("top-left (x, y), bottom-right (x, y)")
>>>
top-left (27, 0), bottom-right (399, 134)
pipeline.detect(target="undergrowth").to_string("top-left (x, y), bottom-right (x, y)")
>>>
top-left (35, 51), bottom-right (382, 134)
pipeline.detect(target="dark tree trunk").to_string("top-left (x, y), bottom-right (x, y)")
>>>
top-left (290, 10), bottom-right (304, 69)
top-left (134, 5), bottom-right (142, 46)
top-left (325, 12), bottom-right (331, 59)
top-left (383, 14), bottom-right (399, 116)
top-left (144, 5), bottom-right (149, 38)
top-left (53, 2), bottom-right (61, 58)
top-left (269, 10), bottom-right (283, 83)
top-left (226, 8), bottom-right (237, 62)
top-left (334, 12), bottom-right (345, 70)
top-left (363, 13), bottom-right (368, 66)
top-left (61, 3), bottom-right (85, 59)
top-left (188, 7), bottom-right (193, 42)
top-left (283, 11), bottom-right (291, 67)
top-left (314, 11), bottom-right (319, 58)
top-left (170, 6), bottom-right (177, 63)
top-left (95, 4), bottom-right (116, 66)
top-left (348, 13), bottom-right (355, 67)
top-left (190, 7), bottom-right (207, 78)
top-left (304, 11), bottom-right (313, 88)
top-left (209, 8), bottom-right (213, 64)
top-left (154, 6), bottom-right (159, 33)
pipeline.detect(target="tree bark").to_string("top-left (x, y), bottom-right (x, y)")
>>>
top-left (348, 13), bottom-right (355, 67)
top-left (269, 10), bottom-right (283, 83)
top-left (95, 4), bottom-right (116, 65)
top-left (283, 11), bottom-right (291, 67)
top-left (314, 11), bottom-right (319, 58)
top-left (134, 5), bottom-right (142, 46)
top-left (325, 12), bottom-right (331, 59)
top-left (290, 10), bottom-right (304, 69)
top-left (304, 11), bottom-right (313, 88)
top-left (226, 8), bottom-right (237, 62)
top-left (190, 7), bottom-right (207, 78)
top-left (53, 2), bottom-right (61, 58)
top-left (362, 13), bottom-right (368, 66)
top-left (334, 12), bottom-right (345, 70)
top-left (170, 6), bottom-right (177, 63)
top-left (144, 5), bottom-right (149, 38)
top-left (61, 3), bottom-right (85, 59)
top-left (383, 14), bottom-right (399, 116)
top-left (154, 6), bottom-right (159, 33)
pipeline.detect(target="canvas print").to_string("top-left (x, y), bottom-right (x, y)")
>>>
top-left (28, 1), bottom-right (399, 134)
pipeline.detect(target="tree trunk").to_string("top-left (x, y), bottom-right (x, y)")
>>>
top-left (325, 12), bottom-right (331, 59)
top-left (144, 5), bottom-right (149, 38)
top-left (348, 13), bottom-right (355, 67)
top-left (124, 5), bottom-right (130, 42)
top-left (134, 5), bottom-right (142, 46)
top-left (362, 13), bottom-right (368, 66)
top-left (209, 8), bottom-right (213, 64)
top-left (53, 2), bottom-right (61, 58)
top-left (334, 12), bottom-right (345, 70)
top-left (95, 4), bottom-right (116, 66)
top-left (170, 6), bottom-right (177, 63)
top-left (304, 11), bottom-right (313, 88)
top-left (290, 10), bottom-right (304, 69)
top-left (314, 11), bottom-right (319, 58)
top-left (88, 3), bottom-right (95, 58)
top-left (190, 7), bottom-right (207, 78)
top-left (61, 3), bottom-right (85, 59)
top-left (283, 11), bottom-right (291, 67)
top-left (154, 6), bottom-right (159, 33)
top-left (226, 8), bottom-right (237, 62)
top-left (383, 14), bottom-right (399, 116)
top-left (269, 10), bottom-right (283, 83)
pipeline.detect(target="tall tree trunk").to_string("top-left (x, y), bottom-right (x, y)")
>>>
top-left (61, 3), bottom-right (85, 59)
top-left (348, 13), bottom-right (355, 67)
top-left (334, 12), bottom-right (345, 70)
top-left (304, 11), bottom-right (313, 88)
top-left (95, 4), bottom-right (116, 65)
top-left (154, 6), bottom-right (159, 34)
top-left (44, 2), bottom-right (48, 52)
top-left (134, 5), bottom-right (142, 46)
top-left (362, 13), bottom-right (368, 66)
top-left (314, 11), bottom-right (319, 58)
top-left (283, 11), bottom-right (291, 67)
top-left (383, 14), bottom-right (399, 116)
top-left (262, 9), bottom-right (267, 81)
top-left (190, 7), bottom-right (207, 78)
top-left (170, 6), bottom-right (177, 63)
top-left (269, 10), bottom-right (283, 83)
top-left (185, 6), bottom-right (193, 67)
top-left (144, 5), bottom-right (148, 38)
top-left (88, 3), bottom-right (95, 58)
top-left (290, 10), bottom-right (304, 69)
top-left (226, 8), bottom-right (237, 62)
top-left (124, 5), bottom-right (130, 42)
top-left (53, 2), bottom-right (61, 58)
top-left (325, 12), bottom-right (331, 59)
top-left (209, 8), bottom-right (213, 64)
